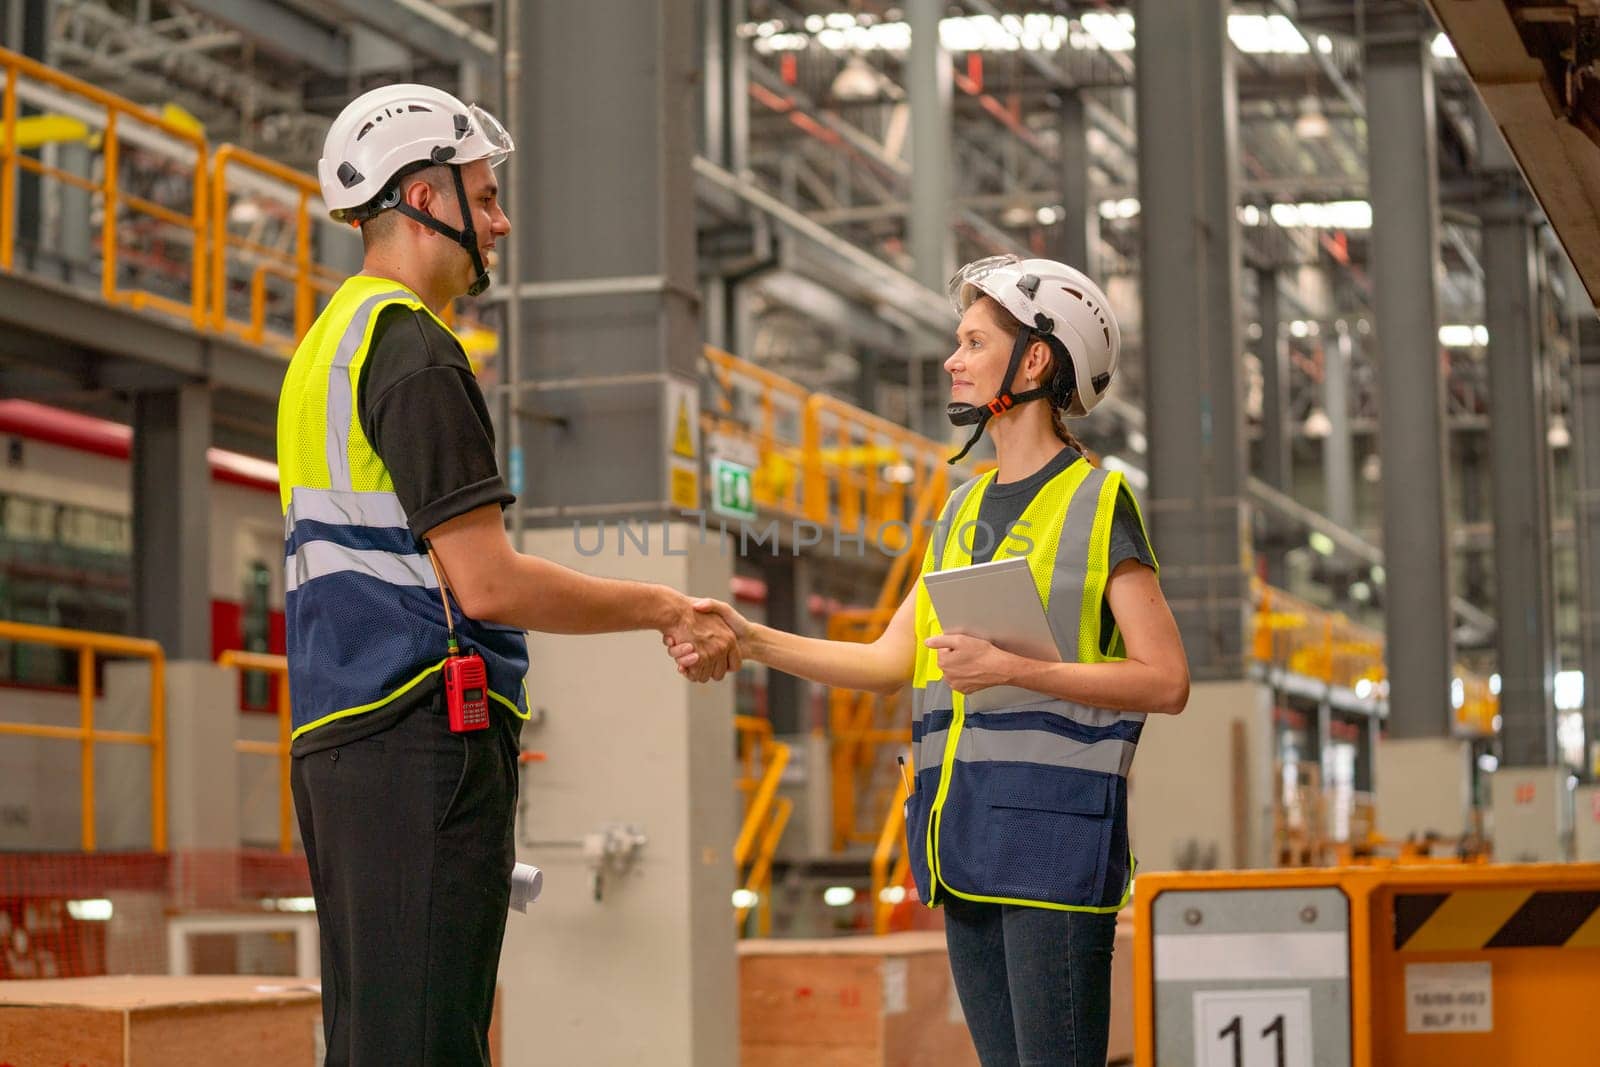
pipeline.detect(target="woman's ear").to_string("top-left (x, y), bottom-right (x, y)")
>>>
top-left (1029, 339), bottom-right (1054, 382)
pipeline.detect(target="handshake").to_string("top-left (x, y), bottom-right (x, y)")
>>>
top-left (661, 596), bottom-right (749, 683)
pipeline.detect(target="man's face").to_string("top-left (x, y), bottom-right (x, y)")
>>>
top-left (421, 159), bottom-right (510, 289)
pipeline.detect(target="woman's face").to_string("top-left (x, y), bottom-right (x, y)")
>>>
top-left (945, 297), bottom-right (1019, 404)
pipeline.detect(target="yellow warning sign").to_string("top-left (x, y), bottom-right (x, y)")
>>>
top-left (670, 464), bottom-right (700, 510)
top-left (673, 398), bottom-right (696, 459)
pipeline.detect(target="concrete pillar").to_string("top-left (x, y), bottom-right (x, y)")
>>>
top-left (1365, 25), bottom-right (1455, 737)
top-left (1482, 194), bottom-right (1558, 766)
top-left (131, 386), bottom-right (212, 661)
top-left (907, 0), bottom-right (953, 291)
top-left (501, 524), bottom-right (735, 1067)
top-left (1053, 92), bottom-right (1096, 275)
top-left (1256, 270), bottom-right (1291, 587)
top-left (1135, 0), bottom-right (1251, 678)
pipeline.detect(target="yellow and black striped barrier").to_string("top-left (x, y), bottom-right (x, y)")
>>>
top-left (1394, 888), bottom-right (1600, 951)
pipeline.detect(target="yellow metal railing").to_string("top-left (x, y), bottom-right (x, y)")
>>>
top-left (702, 346), bottom-right (812, 519)
top-left (210, 144), bottom-right (341, 352)
top-left (0, 621), bottom-right (166, 852)
top-left (0, 47), bottom-right (208, 329)
top-left (1251, 579), bottom-right (1498, 735)
top-left (734, 714), bottom-right (792, 936)
top-left (870, 777), bottom-right (911, 935)
top-left (218, 649), bottom-right (294, 854)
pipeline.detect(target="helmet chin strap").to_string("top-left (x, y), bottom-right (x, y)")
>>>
top-left (394, 166), bottom-right (492, 297)
top-left (945, 326), bottom-right (1052, 464)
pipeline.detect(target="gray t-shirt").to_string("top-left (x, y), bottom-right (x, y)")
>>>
top-left (969, 445), bottom-right (1155, 653)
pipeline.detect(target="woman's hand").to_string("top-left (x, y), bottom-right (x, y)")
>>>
top-left (923, 633), bottom-right (1019, 694)
top-left (665, 598), bottom-right (753, 678)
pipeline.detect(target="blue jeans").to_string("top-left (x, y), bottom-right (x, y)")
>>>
top-left (944, 895), bottom-right (1117, 1067)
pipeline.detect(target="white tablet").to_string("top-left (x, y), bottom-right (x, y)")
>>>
top-left (922, 556), bottom-right (1063, 712)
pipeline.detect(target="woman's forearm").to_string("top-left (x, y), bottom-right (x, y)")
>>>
top-left (1002, 655), bottom-right (1189, 715)
top-left (748, 624), bottom-right (907, 694)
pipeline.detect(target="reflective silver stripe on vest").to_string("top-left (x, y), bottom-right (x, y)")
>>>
top-left (913, 680), bottom-right (952, 773)
top-left (325, 290), bottom-right (412, 492)
top-left (922, 724), bottom-right (1136, 777)
top-left (287, 487), bottom-right (410, 531)
top-left (929, 474), bottom-right (987, 573)
top-left (285, 539), bottom-right (437, 595)
top-left (1046, 464), bottom-right (1109, 664)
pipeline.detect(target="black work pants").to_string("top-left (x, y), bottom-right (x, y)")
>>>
top-left (291, 693), bottom-right (522, 1067)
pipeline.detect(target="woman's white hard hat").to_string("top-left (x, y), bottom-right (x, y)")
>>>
top-left (948, 254), bottom-right (1121, 417)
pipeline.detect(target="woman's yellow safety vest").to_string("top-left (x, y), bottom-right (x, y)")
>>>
top-left (276, 275), bottom-right (529, 740)
top-left (907, 456), bottom-right (1153, 912)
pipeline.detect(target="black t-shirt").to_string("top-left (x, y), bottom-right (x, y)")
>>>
top-left (969, 446), bottom-right (1155, 654)
top-left (358, 306), bottom-right (515, 538)
top-left (294, 303), bottom-right (514, 755)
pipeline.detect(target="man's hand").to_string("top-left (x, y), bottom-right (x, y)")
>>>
top-left (923, 633), bottom-right (1018, 694)
top-left (664, 599), bottom-right (752, 680)
top-left (663, 594), bottom-right (740, 682)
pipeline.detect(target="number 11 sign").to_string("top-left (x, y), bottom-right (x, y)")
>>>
top-left (1194, 988), bottom-right (1313, 1067)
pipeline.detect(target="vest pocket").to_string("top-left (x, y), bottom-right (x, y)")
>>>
top-left (903, 787), bottom-right (935, 905)
top-left (982, 764), bottom-right (1115, 906)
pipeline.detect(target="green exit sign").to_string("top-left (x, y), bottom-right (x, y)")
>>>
top-left (711, 458), bottom-right (756, 520)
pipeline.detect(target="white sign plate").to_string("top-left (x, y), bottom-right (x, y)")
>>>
top-left (1405, 961), bottom-right (1492, 1034)
top-left (1193, 988), bottom-right (1313, 1067)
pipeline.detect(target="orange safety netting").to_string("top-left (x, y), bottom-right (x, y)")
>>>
top-left (0, 849), bottom-right (311, 979)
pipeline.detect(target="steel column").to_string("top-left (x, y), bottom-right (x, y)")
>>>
top-left (1575, 316), bottom-right (1600, 776)
top-left (1053, 92), bottom-right (1096, 275)
top-left (907, 0), bottom-right (953, 291)
top-left (1365, 29), bottom-right (1455, 737)
top-left (1256, 269), bottom-right (1291, 586)
top-left (1135, 0), bottom-right (1251, 679)
top-left (1482, 192), bottom-right (1557, 766)
top-left (1324, 322), bottom-right (1355, 529)
top-left (131, 386), bottom-right (212, 661)
top-left (514, 0), bottom-right (702, 519)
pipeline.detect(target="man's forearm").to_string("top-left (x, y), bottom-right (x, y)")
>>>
top-left (479, 553), bottom-right (682, 635)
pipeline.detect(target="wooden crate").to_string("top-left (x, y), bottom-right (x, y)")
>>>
top-left (740, 919), bottom-right (1135, 1066)
top-left (739, 931), bottom-right (978, 1067)
top-left (0, 975), bottom-right (320, 1067)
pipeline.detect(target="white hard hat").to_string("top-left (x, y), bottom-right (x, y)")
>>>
top-left (317, 83), bottom-right (513, 222)
top-left (949, 254), bottom-right (1121, 416)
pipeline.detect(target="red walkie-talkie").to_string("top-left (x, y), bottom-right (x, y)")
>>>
top-left (427, 543), bottom-right (491, 733)
top-left (444, 648), bottom-right (490, 732)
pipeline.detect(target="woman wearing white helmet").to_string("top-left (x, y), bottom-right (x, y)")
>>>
top-left (679, 254), bottom-right (1189, 1065)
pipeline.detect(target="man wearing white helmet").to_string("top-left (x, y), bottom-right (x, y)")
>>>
top-left (677, 254), bottom-right (1189, 1064)
top-left (279, 84), bottom-right (736, 1066)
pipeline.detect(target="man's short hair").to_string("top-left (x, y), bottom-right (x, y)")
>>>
top-left (359, 165), bottom-right (453, 249)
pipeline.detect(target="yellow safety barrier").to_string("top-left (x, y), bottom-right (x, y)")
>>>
top-left (1133, 864), bottom-right (1600, 1067)
top-left (0, 47), bottom-right (208, 329)
top-left (218, 649), bottom-right (293, 855)
top-left (210, 144), bottom-right (340, 352)
top-left (734, 714), bottom-right (792, 936)
top-left (0, 621), bottom-right (165, 852)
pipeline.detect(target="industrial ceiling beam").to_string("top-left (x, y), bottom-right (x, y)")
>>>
top-left (171, 0), bottom-right (347, 74)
